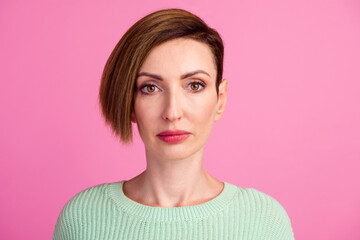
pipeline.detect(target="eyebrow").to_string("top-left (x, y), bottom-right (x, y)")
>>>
top-left (136, 70), bottom-right (211, 80)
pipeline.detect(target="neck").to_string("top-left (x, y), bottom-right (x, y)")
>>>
top-left (123, 147), bottom-right (223, 208)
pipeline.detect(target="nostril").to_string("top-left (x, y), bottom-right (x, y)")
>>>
top-left (162, 113), bottom-right (182, 121)
top-left (162, 108), bottom-right (182, 121)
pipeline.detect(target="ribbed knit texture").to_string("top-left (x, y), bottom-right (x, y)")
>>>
top-left (52, 181), bottom-right (295, 239)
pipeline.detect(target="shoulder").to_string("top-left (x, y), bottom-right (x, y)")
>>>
top-left (58, 182), bottom-right (115, 218)
top-left (65, 182), bottom-right (110, 205)
top-left (231, 185), bottom-right (295, 239)
top-left (52, 182), bottom-right (113, 239)
top-left (59, 183), bottom-right (110, 214)
top-left (238, 187), bottom-right (291, 217)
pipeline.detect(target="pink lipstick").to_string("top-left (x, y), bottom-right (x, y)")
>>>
top-left (157, 130), bottom-right (191, 144)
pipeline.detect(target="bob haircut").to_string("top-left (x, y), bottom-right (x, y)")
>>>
top-left (99, 8), bottom-right (224, 144)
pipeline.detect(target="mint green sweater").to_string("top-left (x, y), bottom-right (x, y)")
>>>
top-left (53, 181), bottom-right (295, 239)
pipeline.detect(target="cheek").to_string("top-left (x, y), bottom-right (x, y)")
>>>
top-left (134, 99), bottom-right (159, 131)
top-left (190, 94), bottom-right (217, 123)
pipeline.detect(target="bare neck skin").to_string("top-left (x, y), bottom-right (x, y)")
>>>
top-left (122, 146), bottom-right (224, 208)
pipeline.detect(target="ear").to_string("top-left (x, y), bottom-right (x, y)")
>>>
top-left (214, 79), bottom-right (228, 122)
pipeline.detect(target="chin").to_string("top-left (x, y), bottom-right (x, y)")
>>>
top-left (155, 144), bottom-right (202, 161)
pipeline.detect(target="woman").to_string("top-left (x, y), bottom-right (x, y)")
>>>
top-left (53, 8), bottom-right (295, 240)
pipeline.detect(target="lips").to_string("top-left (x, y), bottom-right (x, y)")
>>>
top-left (157, 130), bottom-right (191, 143)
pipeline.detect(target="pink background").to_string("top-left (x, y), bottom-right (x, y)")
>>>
top-left (1, 0), bottom-right (359, 239)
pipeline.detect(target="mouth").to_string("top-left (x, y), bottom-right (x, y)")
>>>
top-left (157, 130), bottom-right (191, 144)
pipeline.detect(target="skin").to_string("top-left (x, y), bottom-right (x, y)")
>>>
top-left (123, 37), bottom-right (228, 208)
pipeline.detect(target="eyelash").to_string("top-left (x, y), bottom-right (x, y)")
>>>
top-left (138, 80), bottom-right (206, 95)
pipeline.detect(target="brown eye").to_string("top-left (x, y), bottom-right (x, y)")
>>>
top-left (140, 84), bottom-right (159, 94)
top-left (188, 81), bottom-right (205, 92)
top-left (191, 83), bottom-right (200, 90)
top-left (146, 85), bottom-right (156, 92)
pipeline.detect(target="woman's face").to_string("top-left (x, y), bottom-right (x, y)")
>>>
top-left (132, 38), bottom-right (227, 160)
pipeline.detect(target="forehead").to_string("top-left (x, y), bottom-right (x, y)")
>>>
top-left (139, 38), bottom-right (217, 78)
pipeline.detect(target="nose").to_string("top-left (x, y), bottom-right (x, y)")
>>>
top-left (162, 90), bottom-right (183, 122)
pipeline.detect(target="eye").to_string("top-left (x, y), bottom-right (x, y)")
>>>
top-left (140, 84), bottom-right (160, 94)
top-left (188, 81), bottom-right (205, 92)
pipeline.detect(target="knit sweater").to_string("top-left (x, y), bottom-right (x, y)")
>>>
top-left (52, 181), bottom-right (295, 240)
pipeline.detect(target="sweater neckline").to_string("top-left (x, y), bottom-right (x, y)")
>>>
top-left (108, 180), bottom-right (238, 221)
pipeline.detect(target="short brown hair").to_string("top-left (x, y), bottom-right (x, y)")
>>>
top-left (98, 8), bottom-right (224, 144)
